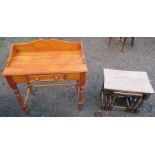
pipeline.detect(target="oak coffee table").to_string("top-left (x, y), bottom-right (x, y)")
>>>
top-left (101, 69), bottom-right (154, 112)
top-left (2, 39), bottom-right (87, 112)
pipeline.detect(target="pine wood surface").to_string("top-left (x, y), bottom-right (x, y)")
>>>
top-left (2, 39), bottom-right (87, 76)
top-left (2, 39), bottom-right (87, 112)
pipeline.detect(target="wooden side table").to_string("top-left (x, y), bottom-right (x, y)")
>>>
top-left (2, 39), bottom-right (87, 112)
top-left (101, 69), bottom-right (154, 112)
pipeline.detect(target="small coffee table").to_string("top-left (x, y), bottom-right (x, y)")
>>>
top-left (101, 69), bottom-right (154, 112)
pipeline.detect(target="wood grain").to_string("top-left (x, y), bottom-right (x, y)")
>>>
top-left (104, 69), bottom-right (154, 94)
top-left (3, 40), bottom-right (87, 76)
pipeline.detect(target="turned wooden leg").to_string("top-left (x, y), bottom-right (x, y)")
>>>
top-left (131, 97), bottom-right (139, 112)
top-left (135, 95), bottom-right (148, 110)
top-left (101, 79), bottom-right (104, 93)
top-left (108, 37), bottom-right (112, 46)
top-left (5, 76), bottom-right (27, 112)
top-left (121, 37), bottom-right (127, 52)
top-left (76, 80), bottom-right (80, 94)
top-left (132, 97), bottom-right (143, 112)
top-left (78, 85), bottom-right (84, 111)
top-left (131, 37), bottom-right (134, 47)
top-left (78, 73), bottom-right (86, 111)
top-left (102, 91), bottom-right (108, 110)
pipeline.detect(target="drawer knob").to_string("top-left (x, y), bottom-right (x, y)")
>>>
top-left (35, 77), bottom-right (40, 81)
top-left (54, 76), bottom-right (59, 80)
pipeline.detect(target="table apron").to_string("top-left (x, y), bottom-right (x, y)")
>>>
top-left (12, 73), bottom-right (80, 83)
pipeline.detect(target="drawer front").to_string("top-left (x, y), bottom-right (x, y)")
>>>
top-left (12, 73), bottom-right (80, 83)
top-left (28, 74), bottom-right (65, 82)
top-left (66, 73), bottom-right (80, 80)
top-left (12, 76), bottom-right (27, 83)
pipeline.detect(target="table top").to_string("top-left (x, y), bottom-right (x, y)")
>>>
top-left (104, 69), bottom-right (154, 94)
top-left (2, 39), bottom-right (87, 76)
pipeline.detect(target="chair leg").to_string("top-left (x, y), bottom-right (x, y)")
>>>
top-left (121, 37), bottom-right (127, 52)
top-left (131, 37), bottom-right (134, 46)
top-left (108, 37), bottom-right (112, 46)
top-left (119, 37), bottom-right (123, 41)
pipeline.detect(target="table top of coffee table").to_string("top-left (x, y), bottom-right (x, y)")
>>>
top-left (104, 69), bottom-right (154, 94)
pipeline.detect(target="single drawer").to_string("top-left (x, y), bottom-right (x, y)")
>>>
top-left (28, 74), bottom-right (65, 82)
top-left (12, 75), bottom-right (27, 83)
top-left (12, 73), bottom-right (80, 83)
top-left (66, 73), bottom-right (80, 80)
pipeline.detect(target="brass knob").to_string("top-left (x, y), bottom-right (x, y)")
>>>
top-left (54, 76), bottom-right (59, 80)
top-left (35, 77), bottom-right (40, 81)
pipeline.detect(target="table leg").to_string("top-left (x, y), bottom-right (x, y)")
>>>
top-left (127, 95), bottom-right (145, 112)
top-left (78, 73), bottom-right (86, 111)
top-left (5, 76), bottom-right (27, 112)
top-left (78, 85), bottom-right (84, 111)
top-left (132, 97), bottom-right (143, 112)
top-left (102, 91), bottom-right (115, 110)
top-left (135, 95), bottom-right (149, 111)
top-left (76, 80), bottom-right (79, 94)
top-left (130, 97), bottom-right (139, 112)
top-left (101, 80), bottom-right (104, 93)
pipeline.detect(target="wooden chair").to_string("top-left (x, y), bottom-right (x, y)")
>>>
top-left (109, 37), bottom-right (135, 52)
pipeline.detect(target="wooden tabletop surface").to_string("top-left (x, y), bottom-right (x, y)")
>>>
top-left (2, 39), bottom-right (87, 76)
top-left (104, 69), bottom-right (154, 94)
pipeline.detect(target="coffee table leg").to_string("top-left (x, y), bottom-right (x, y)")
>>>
top-left (134, 95), bottom-right (149, 111)
top-left (6, 76), bottom-right (27, 112)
